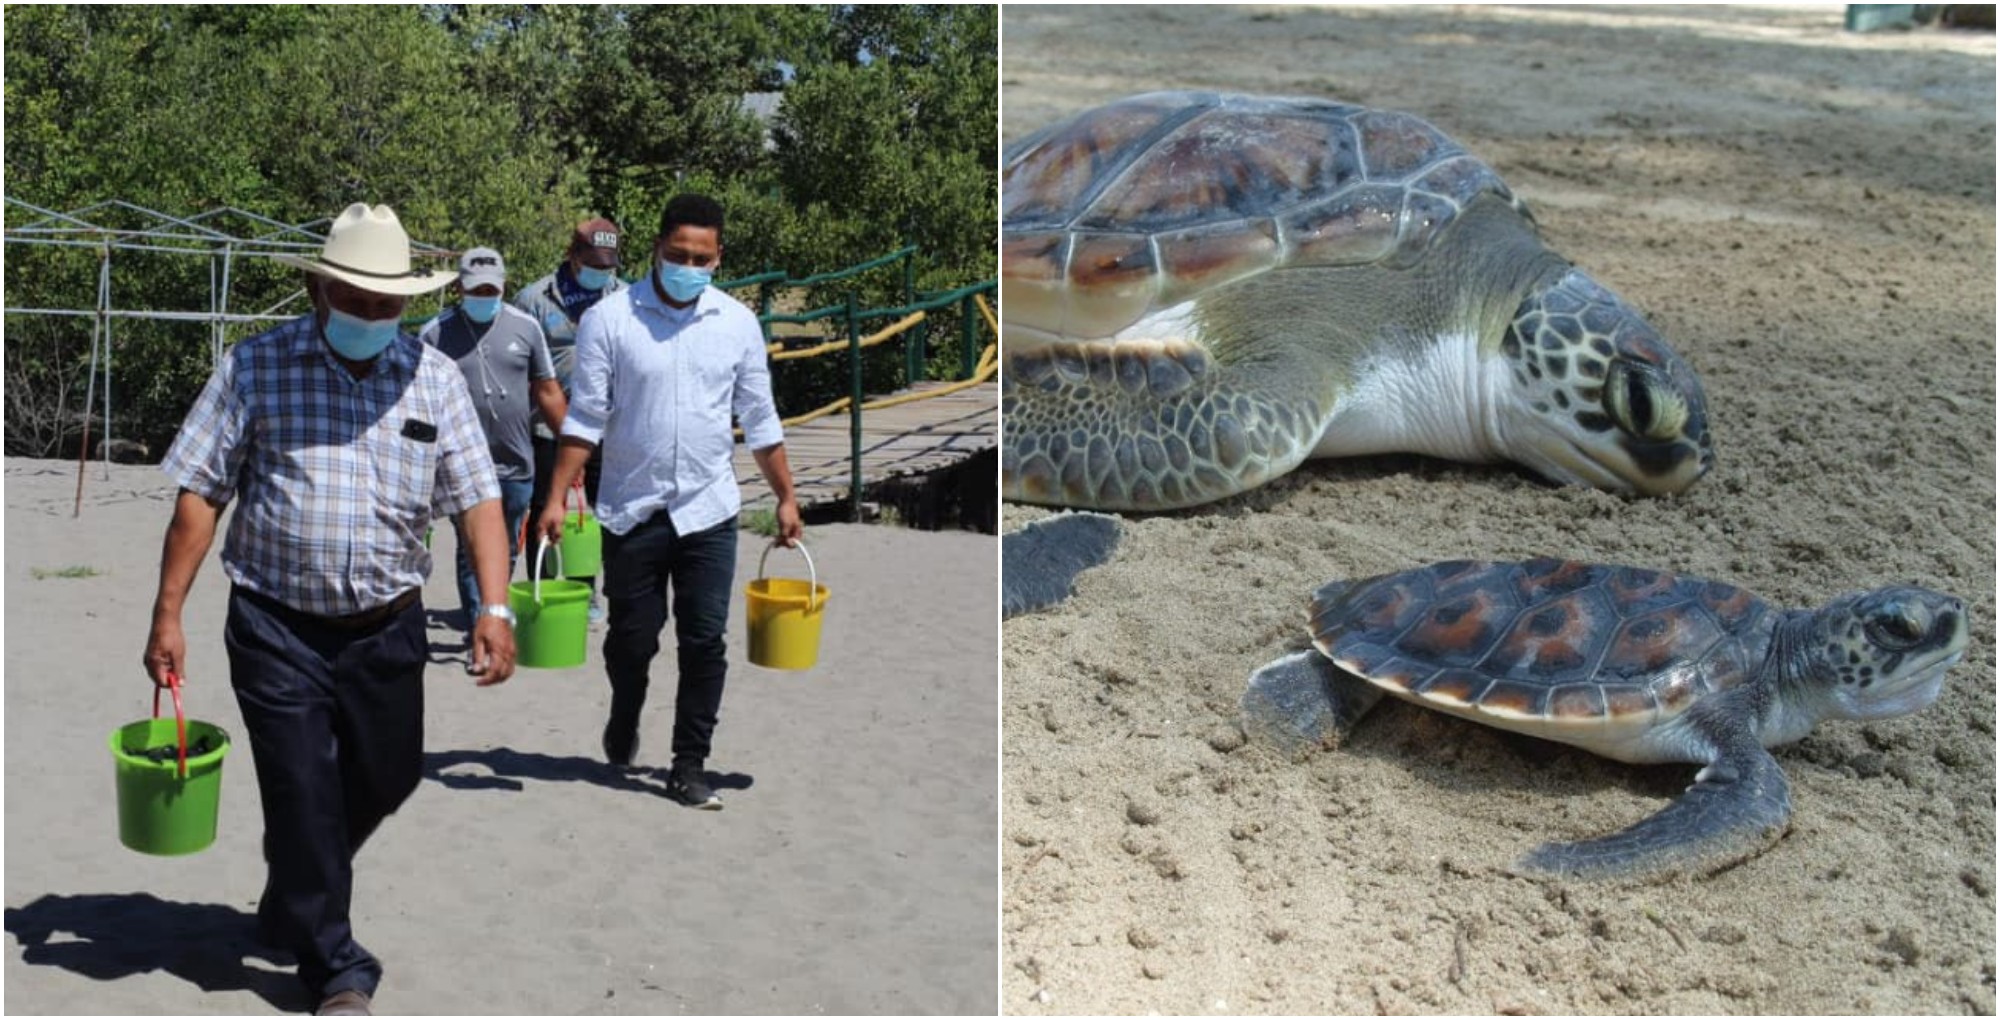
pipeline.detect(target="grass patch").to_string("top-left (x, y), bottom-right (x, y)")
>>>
top-left (31, 564), bottom-right (101, 580)
top-left (742, 508), bottom-right (779, 538)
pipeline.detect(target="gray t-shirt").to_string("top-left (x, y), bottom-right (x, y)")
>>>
top-left (418, 303), bottom-right (556, 482)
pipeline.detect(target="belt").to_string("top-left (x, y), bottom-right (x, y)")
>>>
top-left (242, 586), bottom-right (421, 633)
top-left (316, 588), bottom-right (422, 631)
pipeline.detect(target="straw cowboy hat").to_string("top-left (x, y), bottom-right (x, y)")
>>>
top-left (274, 203), bottom-right (454, 296)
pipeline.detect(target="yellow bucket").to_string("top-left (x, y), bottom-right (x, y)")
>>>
top-left (745, 542), bottom-right (828, 671)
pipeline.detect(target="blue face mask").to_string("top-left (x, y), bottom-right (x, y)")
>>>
top-left (462, 295), bottom-right (502, 324)
top-left (655, 262), bottom-right (712, 304)
top-left (574, 265), bottom-right (614, 291)
top-left (323, 308), bottom-right (400, 360)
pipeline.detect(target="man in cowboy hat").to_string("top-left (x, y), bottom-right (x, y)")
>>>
top-left (515, 216), bottom-right (626, 617)
top-left (420, 246), bottom-right (567, 633)
top-left (536, 193), bottom-right (802, 811)
top-left (143, 203), bottom-right (517, 1017)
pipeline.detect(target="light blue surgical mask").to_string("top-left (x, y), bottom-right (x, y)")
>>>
top-left (655, 262), bottom-right (711, 304)
top-left (575, 265), bottom-right (614, 290)
top-left (323, 308), bottom-right (400, 360)
top-left (462, 295), bottom-right (502, 324)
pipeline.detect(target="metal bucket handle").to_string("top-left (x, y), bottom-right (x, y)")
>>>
top-left (153, 672), bottom-right (189, 778)
top-left (531, 537), bottom-right (564, 605)
top-left (756, 541), bottom-right (818, 613)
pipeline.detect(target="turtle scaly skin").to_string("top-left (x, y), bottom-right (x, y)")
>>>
top-left (1243, 559), bottom-right (1970, 877)
top-left (1002, 92), bottom-right (1713, 510)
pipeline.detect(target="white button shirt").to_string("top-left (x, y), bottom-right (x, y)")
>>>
top-left (561, 278), bottom-right (784, 536)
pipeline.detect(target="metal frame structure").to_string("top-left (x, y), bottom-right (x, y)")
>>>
top-left (3, 197), bottom-right (452, 512)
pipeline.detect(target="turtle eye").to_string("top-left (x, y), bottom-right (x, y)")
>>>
top-left (1866, 601), bottom-right (1928, 649)
top-left (1605, 362), bottom-right (1688, 442)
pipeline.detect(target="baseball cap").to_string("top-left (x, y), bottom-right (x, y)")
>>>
top-left (570, 217), bottom-right (622, 267)
top-left (458, 247), bottom-right (507, 290)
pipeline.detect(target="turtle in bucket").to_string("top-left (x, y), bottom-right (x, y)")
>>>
top-left (1242, 558), bottom-right (1970, 877)
top-left (1002, 92), bottom-right (1714, 511)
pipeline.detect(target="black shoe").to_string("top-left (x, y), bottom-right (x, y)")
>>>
top-left (667, 761), bottom-right (723, 810)
top-left (602, 721), bottom-right (639, 769)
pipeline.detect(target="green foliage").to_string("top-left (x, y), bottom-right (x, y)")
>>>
top-left (3, 3), bottom-right (996, 457)
top-left (741, 507), bottom-right (779, 538)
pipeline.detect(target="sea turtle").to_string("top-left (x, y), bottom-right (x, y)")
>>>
top-left (1002, 92), bottom-right (1714, 511)
top-left (1242, 558), bottom-right (1969, 877)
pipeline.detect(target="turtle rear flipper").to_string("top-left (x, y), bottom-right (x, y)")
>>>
top-left (1001, 513), bottom-right (1122, 618)
top-left (1003, 338), bottom-right (1335, 511)
top-left (1242, 648), bottom-right (1387, 758)
top-left (1520, 739), bottom-right (1792, 879)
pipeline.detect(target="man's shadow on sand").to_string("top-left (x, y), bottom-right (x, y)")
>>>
top-left (5, 893), bottom-right (308, 1012)
top-left (423, 747), bottom-right (754, 800)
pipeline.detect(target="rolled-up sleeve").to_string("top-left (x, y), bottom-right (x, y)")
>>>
top-left (562, 304), bottom-right (613, 446)
top-left (734, 319), bottom-right (784, 452)
top-left (161, 350), bottom-right (248, 504)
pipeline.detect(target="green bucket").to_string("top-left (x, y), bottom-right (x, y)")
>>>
top-left (558, 510), bottom-right (601, 579)
top-left (511, 540), bottom-right (592, 668)
top-left (109, 682), bottom-right (229, 856)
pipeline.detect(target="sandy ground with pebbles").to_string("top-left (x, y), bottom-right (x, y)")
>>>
top-left (1001, 5), bottom-right (1993, 1014)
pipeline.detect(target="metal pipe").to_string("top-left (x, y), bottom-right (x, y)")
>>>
top-left (847, 291), bottom-right (863, 523)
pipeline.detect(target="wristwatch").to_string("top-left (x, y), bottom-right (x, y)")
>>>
top-left (480, 603), bottom-right (518, 627)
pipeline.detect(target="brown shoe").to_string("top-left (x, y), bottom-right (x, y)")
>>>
top-left (315, 989), bottom-right (372, 1016)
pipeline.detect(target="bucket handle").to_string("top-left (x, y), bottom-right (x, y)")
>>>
top-left (567, 475), bottom-right (587, 530)
top-left (756, 541), bottom-right (819, 613)
top-left (530, 537), bottom-right (564, 605)
top-left (153, 672), bottom-right (189, 779)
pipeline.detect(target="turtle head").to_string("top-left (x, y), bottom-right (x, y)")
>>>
top-left (1793, 587), bottom-right (1970, 722)
top-left (1491, 269), bottom-right (1713, 496)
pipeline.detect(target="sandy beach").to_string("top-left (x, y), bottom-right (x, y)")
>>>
top-left (4, 457), bottom-right (998, 1015)
top-left (1001, 5), bottom-right (1994, 1015)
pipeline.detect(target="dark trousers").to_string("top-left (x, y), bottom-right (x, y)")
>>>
top-left (601, 513), bottom-right (738, 766)
top-left (224, 587), bottom-right (428, 1000)
top-left (530, 433), bottom-right (602, 582)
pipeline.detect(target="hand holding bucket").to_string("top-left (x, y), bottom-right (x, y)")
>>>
top-left (109, 672), bottom-right (230, 856)
top-left (510, 538), bottom-right (592, 669)
top-left (745, 541), bottom-right (829, 671)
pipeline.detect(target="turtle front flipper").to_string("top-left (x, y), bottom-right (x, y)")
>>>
top-left (1242, 649), bottom-right (1387, 758)
top-left (1003, 338), bottom-right (1335, 511)
top-left (1521, 737), bottom-right (1792, 879)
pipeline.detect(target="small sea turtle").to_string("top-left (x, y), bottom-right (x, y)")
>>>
top-left (1003, 92), bottom-right (1714, 511)
top-left (1243, 558), bottom-right (1969, 876)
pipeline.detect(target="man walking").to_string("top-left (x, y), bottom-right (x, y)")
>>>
top-left (143, 204), bottom-right (518, 1017)
top-left (536, 194), bottom-right (802, 811)
top-left (420, 247), bottom-right (567, 630)
top-left (515, 217), bottom-right (625, 611)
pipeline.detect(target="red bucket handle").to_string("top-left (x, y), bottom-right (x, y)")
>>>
top-left (153, 672), bottom-right (189, 779)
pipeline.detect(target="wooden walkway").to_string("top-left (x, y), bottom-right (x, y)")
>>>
top-left (734, 380), bottom-right (996, 510)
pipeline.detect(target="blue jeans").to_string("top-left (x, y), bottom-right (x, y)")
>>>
top-left (455, 478), bottom-right (534, 622)
top-left (600, 513), bottom-right (738, 766)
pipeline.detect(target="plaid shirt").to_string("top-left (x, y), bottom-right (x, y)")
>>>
top-left (163, 314), bottom-right (499, 616)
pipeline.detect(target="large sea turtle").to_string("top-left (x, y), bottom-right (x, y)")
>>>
top-left (1242, 558), bottom-right (1969, 877)
top-left (1002, 92), bottom-right (1714, 511)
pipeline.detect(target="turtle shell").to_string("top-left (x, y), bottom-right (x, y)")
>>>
top-left (1002, 91), bottom-right (1529, 341)
top-left (1309, 559), bottom-right (1779, 753)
